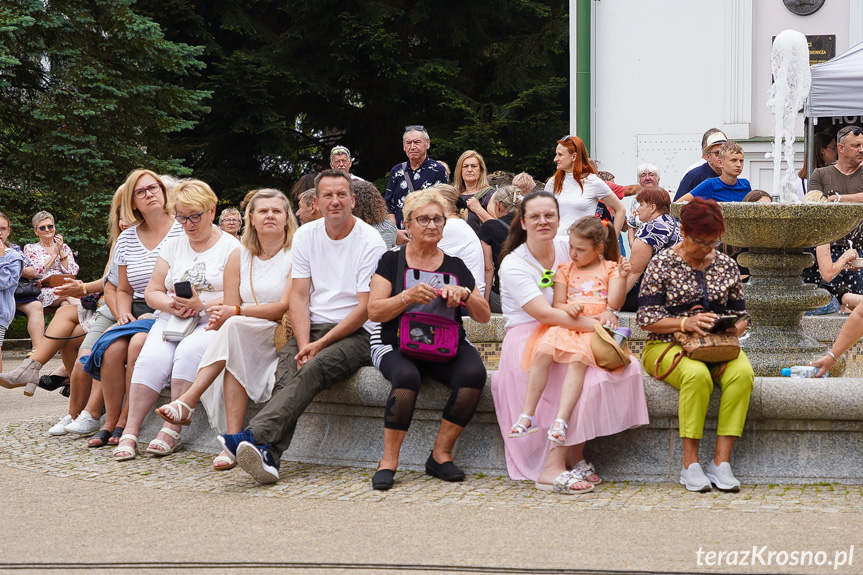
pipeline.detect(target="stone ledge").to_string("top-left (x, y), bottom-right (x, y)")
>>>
top-left (142, 366), bottom-right (863, 485)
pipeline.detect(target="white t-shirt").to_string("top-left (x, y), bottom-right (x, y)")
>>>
top-left (159, 228), bottom-right (240, 302)
top-left (115, 222), bottom-right (185, 298)
top-left (437, 217), bottom-right (487, 296)
top-left (290, 217), bottom-right (386, 333)
top-left (544, 173), bottom-right (613, 237)
top-left (499, 237), bottom-right (572, 329)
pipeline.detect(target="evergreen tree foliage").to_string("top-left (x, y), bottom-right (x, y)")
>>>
top-left (0, 0), bottom-right (209, 277)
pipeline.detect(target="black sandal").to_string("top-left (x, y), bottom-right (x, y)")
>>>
top-left (88, 429), bottom-right (112, 448)
top-left (108, 427), bottom-right (125, 446)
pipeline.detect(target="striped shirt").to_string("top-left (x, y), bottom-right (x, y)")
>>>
top-left (114, 222), bottom-right (185, 298)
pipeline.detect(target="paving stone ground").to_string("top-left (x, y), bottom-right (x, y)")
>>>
top-left (4, 412), bottom-right (863, 513)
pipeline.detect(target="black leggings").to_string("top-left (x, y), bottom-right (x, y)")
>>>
top-left (378, 341), bottom-right (487, 431)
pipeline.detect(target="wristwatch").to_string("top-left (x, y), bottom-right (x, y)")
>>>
top-left (199, 301), bottom-right (208, 317)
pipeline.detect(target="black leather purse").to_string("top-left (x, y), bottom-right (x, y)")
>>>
top-left (14, 278), bottom-right (41, 299)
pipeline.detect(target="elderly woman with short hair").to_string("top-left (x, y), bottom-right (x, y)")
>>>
top-left (367, 189), bottom-right (491, 490)
top-left (621, 186), bottom-right (680, 312)
top-left (639, 198), bottom-right (753, 493)
top-left (112, 179), bottom-right (240, 461)
top-left (218, 208), bottom-right (242, 238)
top-left (626, 163), bottom-right (661, 244)
top-left (24, 210), bottom-right (80, 308)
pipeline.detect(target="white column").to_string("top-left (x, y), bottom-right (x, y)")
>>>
top-left (851, 0), bottom-right (863, 47)
top-left (724, 0), bottom-right (753, 139)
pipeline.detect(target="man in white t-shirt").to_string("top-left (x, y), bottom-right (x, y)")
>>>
top-left (219, 169), bottom-right (386, 484)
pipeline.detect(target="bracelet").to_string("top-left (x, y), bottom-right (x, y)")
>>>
top-left (680, 317), bottom-right (687, 332)
top-left (240, 305), bottom-right (245, 316)
top-left (401, 291), bottom-right (408, 306)
top-left (462, 287), bottom-right (471, 302)
top-left (81, 283), bottom-right (87, 295)
top-left (827, 350), bottom-right (838, 361)
top-left (235, 305), bottom-right (241, 317)
top-left (199, 301), bottom-right (208, 317)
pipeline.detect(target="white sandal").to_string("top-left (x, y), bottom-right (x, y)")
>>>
top-left (213, 452), bottom-right (236, 471)
top-left (146, 428), bottom-right (183, 456)
top-left (548, 418), bottom-right (568, 446)
top-left (508, 413), bottom-right (539, 438)
top-left (155, 400), bottom-right (195, 426)
top-left (112, 434), bottom-right (139, 461)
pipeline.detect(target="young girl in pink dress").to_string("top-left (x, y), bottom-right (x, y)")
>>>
top-left (509, 216), bottom-right (630, 445)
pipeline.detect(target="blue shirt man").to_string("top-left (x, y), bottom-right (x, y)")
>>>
top-left (678, 142), bottom-right (750, 203)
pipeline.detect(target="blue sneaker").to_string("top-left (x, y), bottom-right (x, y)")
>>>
top-left (236, 441), bottom-right (280, 484)
top-left (216, 430), bottom-right (255, 463)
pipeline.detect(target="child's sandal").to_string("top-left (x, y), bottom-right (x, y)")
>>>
top-left (548, 418), bottom-right (568, 446)
top-left (508, 413), bottom-right (539, 438)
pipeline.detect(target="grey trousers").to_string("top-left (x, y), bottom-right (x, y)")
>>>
top-left (248, 323), bottom-right (371, 458)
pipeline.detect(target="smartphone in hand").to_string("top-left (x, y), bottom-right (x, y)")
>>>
top-left (711, 315), bottom-right (739, 333)
top-left (174, 281), bottom-right (193, 299)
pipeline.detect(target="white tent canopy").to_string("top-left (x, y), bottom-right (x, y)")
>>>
top-left (805, 40), bottom-right (863, 118)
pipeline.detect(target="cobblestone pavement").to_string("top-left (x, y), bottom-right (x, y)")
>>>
top-left (4, 413), bottom-right (863, 513)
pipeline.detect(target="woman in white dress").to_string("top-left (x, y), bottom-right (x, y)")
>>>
top-left (155, 189), bottom-right (296, 470)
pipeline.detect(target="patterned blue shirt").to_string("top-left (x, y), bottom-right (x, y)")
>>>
top-left (636, 213), bottom-right (681, 254)
top-left (384, 157), bottom-right (449, 228)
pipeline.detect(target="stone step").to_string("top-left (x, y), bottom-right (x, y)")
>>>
top-left (142, 366), bottom-right (863, 484)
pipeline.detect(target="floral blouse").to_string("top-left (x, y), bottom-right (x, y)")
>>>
top-left (636, 248), bottom-right (749, 342)
top-left (23, 241), bottom-right (79, 306)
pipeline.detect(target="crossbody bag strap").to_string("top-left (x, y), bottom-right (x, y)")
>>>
top-left (248, 255), bottom-right (259, 305)
top-left (395, 245), bottom-right (407, 295)
top-left (401, 162), bottom-right (416, 193)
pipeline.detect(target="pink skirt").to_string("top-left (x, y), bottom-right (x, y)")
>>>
top-left (491, 321), bottom-right (650, 481)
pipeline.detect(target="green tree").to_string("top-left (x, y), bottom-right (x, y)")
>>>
top-left (0, 0), bottom-right (209, 277)
top-left (138, 0), bottom-right (569, 204)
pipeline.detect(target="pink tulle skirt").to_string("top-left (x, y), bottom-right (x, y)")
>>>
top-left (491, 321), bottom-right (650, 481)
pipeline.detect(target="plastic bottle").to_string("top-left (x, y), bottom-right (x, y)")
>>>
top-left (780, 366), bottom-right (820, 378)
top-left (612, 327), bottom-right (631, 346)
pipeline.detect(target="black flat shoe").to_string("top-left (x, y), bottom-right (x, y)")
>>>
top-left (372, 469), bottom-right (395, 490)
top-left (425, 453), bottom-right (465, 482)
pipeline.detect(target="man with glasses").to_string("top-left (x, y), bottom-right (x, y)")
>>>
top-left (384, 125), bottom-right (449, 244)
top-left (329, 146), bottom-right (364, 181)
top-left (217, 169), bottom-right (386, 484)
top-left (810, 126), bottom-right (863, 202)
top-left (674, 130), bottom-right (728, 201)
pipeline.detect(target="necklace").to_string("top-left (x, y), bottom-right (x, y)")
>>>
top-left (190, 227), bottom-right (218, 261)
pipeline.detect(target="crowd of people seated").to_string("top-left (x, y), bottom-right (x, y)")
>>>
top-left (1, 123), bottom-right (862, 496)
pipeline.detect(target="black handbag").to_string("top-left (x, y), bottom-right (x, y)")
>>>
top-left (14, 278), bottom-right (41, 299)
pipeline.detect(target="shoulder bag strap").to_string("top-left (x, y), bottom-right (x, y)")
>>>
top-left (401, 162), bottom-right (416, 193)
top-left (395, 245), bottom-right (407, 294)
top-left (474, 186), bottom-right (494, 202)
top-left (653, 341), bottom-right (683, 381)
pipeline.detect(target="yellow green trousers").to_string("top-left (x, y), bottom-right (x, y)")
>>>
top-left (642, 341), bottom-right (754, 439)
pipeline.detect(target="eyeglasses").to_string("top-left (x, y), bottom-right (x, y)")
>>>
top-left (220, 219), bottom-right (241, 225)
top-left (525, 212), bottom-right (559, 223)
top-left (38, 224), bottom-right (55, 232)
top-left (688, 236), bottom-right (720, 248)
top-left (538, 269), bottom-right (555, 288)
top-left (0, 227), bottom-right (9, 233)
top-left (837, 126), bottom-right (863, 142)
top-left (412, 215), bottom-right (445, 227)
top-left (175, 212), bottom-right (204, 225)
top-left (404, 125), bottom-right (425, 133)
top-left (133, 183), bottom-right (161, 199)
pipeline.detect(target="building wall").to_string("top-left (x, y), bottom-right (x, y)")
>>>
top-left (585, 0), bottom-right (860, 194)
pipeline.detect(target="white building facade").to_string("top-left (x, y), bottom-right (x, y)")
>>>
top-left (573, 0), bottom-right (863, 192)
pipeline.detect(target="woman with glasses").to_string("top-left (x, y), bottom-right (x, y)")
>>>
top-left (367, 189), bottom-right (490, 490)
top-left (492, 191), bottom-right (648, 494)
top-left (545, 136), bottom-right (625, 240)
top-left (218, 208), bottom-right (242, 238)
top-left (24, 211), bottom-right (80, 308)
top-left (453, 150), bottom-right (494, 234)
top-left (431, 184), bottom-right (487, 296)
top-left (112, 179), bottom-right (239, 461)
top-left (639, 198), bottom-right (753, 493)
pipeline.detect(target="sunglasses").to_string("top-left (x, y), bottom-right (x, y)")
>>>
top-left (404, 125), bottom-right (425, 132)
top-left (538, 269), bottom-right (555, 289)
top-left (838, 126), bottom-right (863, 142)
top-left (38, 224), bottom-right (55, 232)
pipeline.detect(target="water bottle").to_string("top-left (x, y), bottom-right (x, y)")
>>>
top-left (780, 366), bottom-right (819, 378)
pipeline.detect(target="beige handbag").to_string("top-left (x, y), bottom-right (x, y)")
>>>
top-left (589, 321), bottom-right (632, 370)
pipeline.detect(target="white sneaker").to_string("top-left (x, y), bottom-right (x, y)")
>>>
top-left (679, 462), bottom-right (712, 492)
top-left (48, 414), bottom-right (74, 436)
top-left (64, 411), bottom-right (101, 435)
top-left (705, 460), bottom-right (741, 492)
